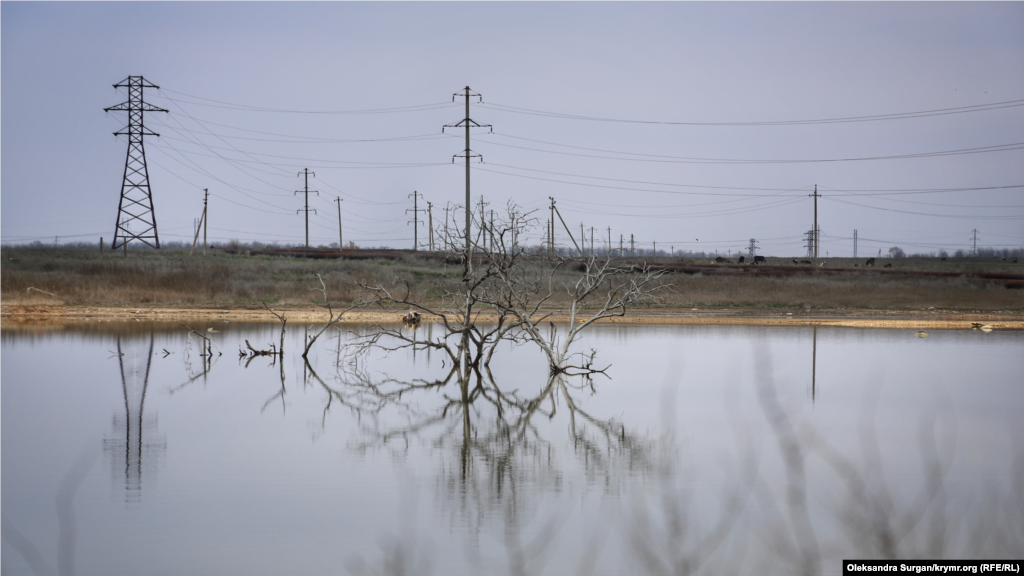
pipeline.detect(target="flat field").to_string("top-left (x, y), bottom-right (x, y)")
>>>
top-left (2, 247), bottom-right (1022, 320)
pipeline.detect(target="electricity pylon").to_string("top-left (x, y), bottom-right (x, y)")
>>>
top-left (105, 76), bottom-right (168, 249)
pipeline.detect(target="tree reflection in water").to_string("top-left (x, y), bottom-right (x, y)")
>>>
top-left (295, 334), bottom-right (1024, 576)
top-left (302, 334), bottom-right (656, 573)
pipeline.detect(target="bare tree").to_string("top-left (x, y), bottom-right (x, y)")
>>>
top-left (351, 202), bottom-right (666, 375)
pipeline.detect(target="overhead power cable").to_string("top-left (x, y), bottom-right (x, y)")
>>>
top-left (156, 89), bottom-right (458, 115)
top-left (486, 162), bottom-right (1023, 196)
top-left (152, 113), bottom-right (445, 143)
top-left (824, 197), bottom-right (1024, 220)
top-left (476, 137), bottom-right (1024, 165)
top-left (478, 98), bottom-right (1024, 126)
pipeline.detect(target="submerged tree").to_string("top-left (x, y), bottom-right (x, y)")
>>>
top-left (351, 201), bottom-right (666, 376)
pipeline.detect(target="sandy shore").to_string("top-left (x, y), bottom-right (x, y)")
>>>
top-left (2, 304), bottom-right (1022, 330)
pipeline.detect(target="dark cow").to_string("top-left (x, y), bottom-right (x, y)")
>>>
top-left (800, 260), bottom-right (812, 265)
top-left (884, 263), bottom-right (893, 268)
top-left (865, 258), bottom-right (876, 266)
top-left (792, 258), bottom-right (799, 264)
top-left (753, 256), bottom-right (767, 265)
top-left (714, 256), bottom-right (733, 263)
top-left (1013, 258), bottom-right (1018, 263)
top-left (737, 255), bottom-right (745, 263)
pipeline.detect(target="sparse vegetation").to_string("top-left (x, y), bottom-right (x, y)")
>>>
top-left (1, 246), bottom-right (1022, 311)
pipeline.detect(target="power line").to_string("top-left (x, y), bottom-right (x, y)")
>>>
top-left (475, 137), bottom-right (1024, 165)
top-left (824, 197), bottom-right (1024, 220)
top-left (156, 89), bottom-right (458, 115)
top-left (477, 98), bottom-right (1024, 126)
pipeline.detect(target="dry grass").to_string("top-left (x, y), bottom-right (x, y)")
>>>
top-left (2, 246), bottom-right (1021, 311)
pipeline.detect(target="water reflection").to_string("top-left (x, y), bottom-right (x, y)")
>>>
top-left (307, 342), bottom-right (652, 534)
top-left (2, 322), bottom-right (1022, 575)
top-left (812, 325), bottom-right (817, 402)
top-left (102, 334), bottom-right (165, 505)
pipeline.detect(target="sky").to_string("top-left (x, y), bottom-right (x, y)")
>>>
top-left (2, 2), bottom-right (1023, 257)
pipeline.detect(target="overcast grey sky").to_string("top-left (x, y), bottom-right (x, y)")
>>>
top-left (2, 2), bottom-right (1022, 257)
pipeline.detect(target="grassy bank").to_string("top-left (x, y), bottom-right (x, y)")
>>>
top-left (2, 246), bottom-right (1022, 312)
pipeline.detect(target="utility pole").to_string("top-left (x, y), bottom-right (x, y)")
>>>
top-left (590, 227), bottom-right (595, 258)
top-left (551, 200), bottom-right (582, 256)
top-left (489, 210), bottom-right (495, 252)
top-left (853, 229), bottom-right (858, 258)
top-left (189, 191), bottom-right (206, 257)
top-left (549, 197), bottom-right (556, 258)
top-left (476, 196), bottom-right (488, 250)
top-left (653, 241), bottom-right (656, 257)
top-left (443, 87), bottom-right (491, 277)
top-left (581, 223), bottom-right (585, 256)
top-left (203, 188), bottom-right (208, 255)
top-left (444, 203), bottom-right (450, 251)
top-left (608, 227), bottom-right (612, 256)
top-left (295, 168), bottom-right (318, 248)
top-left (747, 238), bottom-right (759, 260)
top-left (630, 234), bottom-right (635, 258)
top-left (407, 191), bottom-right (423, 251)
top-left (810, 184), bottom-right (820, 266)
top-left (427, 201), bottom-right (435, 251)
top-left (620, 234), bottom-right (623, 255)
top-left (335, 197), bottom-right (344, 249)
top-left (971, 229), bottom-right (979, 256)
top-left (105, 76), bottom-right (168, 249)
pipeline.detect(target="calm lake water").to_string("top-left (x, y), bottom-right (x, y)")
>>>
top-left (2, 321), bottom-right (1022, 575)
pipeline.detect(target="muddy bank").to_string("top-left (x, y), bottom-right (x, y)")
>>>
top-left (3, 305), bottom-right (1022, 330)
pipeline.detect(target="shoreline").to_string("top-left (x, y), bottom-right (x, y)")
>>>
top-left (3, 305), bottom-right (1022, 330)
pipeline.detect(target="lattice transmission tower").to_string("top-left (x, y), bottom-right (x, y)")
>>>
top-left (105, 76), bottom-right (168, 248)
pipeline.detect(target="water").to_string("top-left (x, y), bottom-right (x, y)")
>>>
top-left (2, 321), bottom-right (1022, 575)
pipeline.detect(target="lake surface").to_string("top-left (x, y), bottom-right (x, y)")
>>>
top-left (2, 321), bottom-right (1022, 575)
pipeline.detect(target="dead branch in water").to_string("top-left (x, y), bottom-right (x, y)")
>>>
top-left (302, 273), bottom-right (365, 359)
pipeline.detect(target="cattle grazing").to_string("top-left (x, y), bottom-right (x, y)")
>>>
top-left (865, 258), bottom-right (876, 266)
top-left (940, 257), bottom-right (947, 261)
top-left (715, 256), bottom-right (733, 263)
top-left (753, 256), bottom-right (767, 265)
top-left (884, 263), bottom-right (893, 268)
top-left (737, 255), bottom-right (745, 263)
top-left (800, 260), bottom-right (812, 265)
top-left (1013, 258), bottom-right (1019, 263)
top-left (792, 259), bottom-right (800, 264)
top-left (818, 261), bottom-right (826, 267)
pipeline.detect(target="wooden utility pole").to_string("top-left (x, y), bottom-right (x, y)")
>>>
top-left (427, 201), bottom-right (434, 251)
top-left (444, 204), bottom-right (450, 251)
top-left (203, 188), bottom-right (208, 255)
top-left (549, 198), bottom-right (555, 258)
top-left (335, 197), bottom-right (343, 248)
top-left (630, 234), bottom-right (635, 257)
